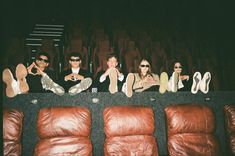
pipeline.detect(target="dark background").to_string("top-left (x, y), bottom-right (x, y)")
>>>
top-left (2, 0), bottom-right (235, 50)
top-left (1, 0), bottom-right (235, 90)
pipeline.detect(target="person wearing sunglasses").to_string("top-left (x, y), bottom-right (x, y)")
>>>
top-left (167, 61), bottom-right (189, 92)
top-left (27, 52), bottom-right (64, 95)
top-left (122, 58), bottom-right (168, 97)
top-left (59, 52), bottom-right (92, 95)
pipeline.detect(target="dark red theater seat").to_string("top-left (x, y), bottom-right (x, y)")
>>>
top-left (103, 105), bottom-right (159, 156)
top-left (224, 104), bottom-right (235, 155)
top-left (165, 104), bottom-right (220, 156)
top-left (34, 106), bottom-right (92, 156)
top-left (3, 108), bottom-right (24, 156)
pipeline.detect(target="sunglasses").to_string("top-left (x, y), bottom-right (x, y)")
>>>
top-left (140, 64), bottom-right (150, 68)
top-left (174, 66), bottom-right (182, 69)
top-left (70, 58), bottom-right (81, 62)
top-left (37, 58), bottom-right (49, 63)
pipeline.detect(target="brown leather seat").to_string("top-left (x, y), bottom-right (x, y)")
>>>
top-left (103, 106), bottom-right (159, 156)
top-left (224, 105), bottom-right (235, 155)
top-left (34, 106), bottom-right (92, 156)
top-left (3, 108), bottom-right (24, 156)
top-left (165, 104), bottom-right (220, 156)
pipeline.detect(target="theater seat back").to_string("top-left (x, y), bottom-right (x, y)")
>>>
top-left (3, 108), bottom-right (23, 156)
top-left (165, 104), bottom-right (220, 156)
top-left (224, 104), bottom-right (235, 155)
top-left (37, 106), bottom-right (91, 138)
top-left (103, 106), bottom-right (158, 156)
top-left (34, 106), bottom-right (92, 156)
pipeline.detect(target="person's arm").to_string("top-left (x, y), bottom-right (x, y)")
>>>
top-left (115, 68), bottom-right (124, 81)
top-left (133, 74), bottom-right (144, 90)
top-left (27, 62), bottom-right (36, 75)
top-left (180, 75), bottom-right (189, 81)
top-left (99, 68), bottom-right (110, 82)
top-left (133, 81), bottom-right (143, 90)
top-left (99, 73), bottom-right (107, 82)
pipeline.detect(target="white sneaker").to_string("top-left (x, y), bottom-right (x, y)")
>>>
top-left (200, 72), bottom-right (211, 94)
top-left (68, 78), bottom-right (92, 95)
top-left (41, 75), bottom-right (65, 96)
top-left (172, 72), bottom-right (179, 93)
top-left (191, 72), bottom-right (202, 94)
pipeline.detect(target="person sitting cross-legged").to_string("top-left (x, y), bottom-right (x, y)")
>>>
top-left (59, 52), bottom-right (92, 95)
top-left (27, 52), bottom-right (64, 96)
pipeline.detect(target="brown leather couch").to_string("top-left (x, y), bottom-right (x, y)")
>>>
top-left (34, 106), bottom-right (92, 156)
top-left (224, 105), bottom-right (235, 155)
top-left (3, 108), bottom-right (24, 156)
top-left (103, 105), bottom-right (158, 156)
top-left (165, 104), bottom-right (220, 156)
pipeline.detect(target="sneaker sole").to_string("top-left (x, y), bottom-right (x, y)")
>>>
top-left (16, 64), bottom-right (29, 93)
top-left (201, 72), bottom-right (211, 94)
top-left (126, 73), bottom-right (134, 97)
top-left (108, 68), bottom-right (118, 94)
top-left (191, 72), bottom-right (201, 94)
top-left (159, 72), bottom-right (168, 94)
top-left (172, 72), bottom-right (179, 92)
top-left (2, 69), bottom-right (16, 97)
top-left (69, 78), bottom-right (92, 95)
top-left (41, 75), bottom-right (65, 96)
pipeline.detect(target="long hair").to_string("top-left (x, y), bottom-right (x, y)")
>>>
top-left (138, 58), bottom-right (153, 79)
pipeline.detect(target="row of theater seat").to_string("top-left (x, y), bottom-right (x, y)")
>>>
top-left (3, 104), bottom-right (235, 156)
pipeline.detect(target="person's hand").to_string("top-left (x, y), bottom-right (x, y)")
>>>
top-left (180, 75), bottom-right (189, 81)
top-left (27, 62), bottom-right (36, 75)
top-left (33, 64), bottom-right (46, 76)
top-left (146, 75), bottom-right (156, 83)
top-left (104, 68), bottom-right (112, 77)
top-left (64, 73), bottom-right (84, 81)
top-left (64, 73), bottom-right (74, 81)
top-left (72, 73), bottom-right (84, 81)
top-left (27, 62), bottom-right (45, 76)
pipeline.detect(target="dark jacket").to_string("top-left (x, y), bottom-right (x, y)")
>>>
top-left (59, 68), bottom-right (91, 92)
top-left (27, 68), bottom-right (55, 93)
top-left (94, 70), bottom-right (124, 92)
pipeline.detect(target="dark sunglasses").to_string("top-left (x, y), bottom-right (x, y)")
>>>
top-left (174, 66), bottom-right (182, 69)
top-left (70, 58), bottom-right (81, 62)
top-left (37, 58), bottom-right (49, 63)
top-left (140, 64), bottom-right (150, 68)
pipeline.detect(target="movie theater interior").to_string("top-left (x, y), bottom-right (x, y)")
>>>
top-left (2, 1), bottom-right (235, 156)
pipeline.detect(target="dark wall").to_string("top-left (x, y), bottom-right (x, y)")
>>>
top-left (3, 91), bottom-right (235, 156)
top-left (2, 1), bottom-right (234, 33)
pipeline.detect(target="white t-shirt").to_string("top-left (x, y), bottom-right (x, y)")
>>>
top-left (71, 67), bottom-right (80, 74)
